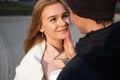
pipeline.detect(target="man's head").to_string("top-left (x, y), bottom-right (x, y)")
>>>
top-left (66, 0), bottom-right (117, 20)
top-left (66, 0), bottom-right (117, 34)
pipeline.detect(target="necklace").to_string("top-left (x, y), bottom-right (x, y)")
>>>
top-left (54, 52), bottom-right (70, 65)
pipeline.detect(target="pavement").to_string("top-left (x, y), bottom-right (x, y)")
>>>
top-left (0, 14), bottom-right (119, 80)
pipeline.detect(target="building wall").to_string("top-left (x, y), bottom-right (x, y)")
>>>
top-left (0, 0), bottom-right (18, 2)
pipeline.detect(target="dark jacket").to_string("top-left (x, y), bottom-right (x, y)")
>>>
top-left (57, 21), bottom-right (120, 80)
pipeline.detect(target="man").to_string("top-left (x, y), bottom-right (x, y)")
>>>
top-left (57, 0), bottom-right (120, 80)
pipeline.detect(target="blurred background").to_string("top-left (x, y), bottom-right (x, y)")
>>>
top-left (0, 0), bottom-right (120, 80)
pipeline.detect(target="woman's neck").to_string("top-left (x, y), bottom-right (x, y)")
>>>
top-left (47, 40), bottom-right (63, 53)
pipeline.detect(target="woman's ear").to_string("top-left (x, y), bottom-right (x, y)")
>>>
top-left (39, 25), bottom-right (45, 32)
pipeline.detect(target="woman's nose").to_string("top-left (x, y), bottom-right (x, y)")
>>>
top-left (58, 18), bottom-right (66, 26)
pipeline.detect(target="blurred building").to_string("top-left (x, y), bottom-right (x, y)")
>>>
top-left (0, 0), bottom-right (37, 2)
top-left (0, 0), bottom-right (18, 2)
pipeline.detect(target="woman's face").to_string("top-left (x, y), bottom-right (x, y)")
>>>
top-left (40, 2), bottom-right (70, 41)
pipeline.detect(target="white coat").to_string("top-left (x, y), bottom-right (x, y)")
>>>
top-left (14, 40), bottom-right (62, 80)
top-left (14, 41), bottom-right (46, 80)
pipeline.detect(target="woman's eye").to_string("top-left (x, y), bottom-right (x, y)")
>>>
top-left (50, 18), bottom-right (56, 22)
top-left (62, 14), bottom-right (69, 19)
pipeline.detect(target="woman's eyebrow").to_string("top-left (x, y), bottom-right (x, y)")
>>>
top-left (47, 11), bottom-right (68, 19)
top-left (48, 15), bottom-right (57, 20)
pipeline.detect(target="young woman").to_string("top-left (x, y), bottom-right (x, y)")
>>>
top-left (14, 0), bottom-right (75, 80)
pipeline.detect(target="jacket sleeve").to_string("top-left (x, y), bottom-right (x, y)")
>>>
top-left (57, 54), bottom-right (110, 80)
